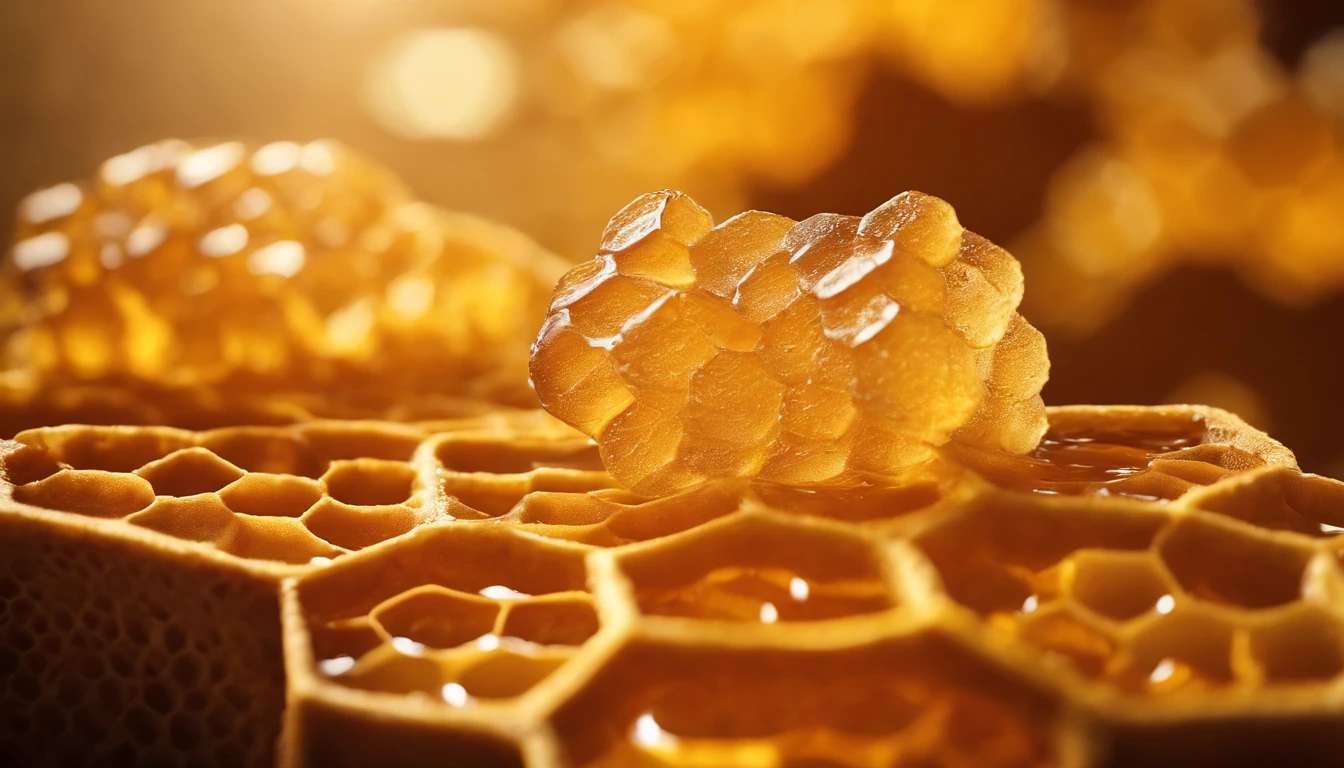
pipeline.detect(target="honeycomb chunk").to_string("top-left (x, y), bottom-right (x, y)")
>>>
top-left (530, 190), bottom-right (1049, 495)
top-left (2, 139), bottom-right (567, 416)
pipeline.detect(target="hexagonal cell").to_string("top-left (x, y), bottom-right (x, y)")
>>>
top-left (1119, 606), bottom-right (1240, 695)
top-left (301, 499), bottom-right (419, 551)
top-left (1015, 602), bottom-right (1120, 679)
top-left (219, 473), bottom-right (324, 518)
top-left (371, 586), bottom-right (500, 650)
top-left (15, 426), bottom-right (194, 473)
top-left (1067, 550), bottom-right (1176, 622)
top-left (434, 432), bottom-right (603, 474)
top-left (134, 448), bottom-right (245, 497)
top-left (12, 470), bottom-right (155, 519)
top-left (321, 459), bottom-right (415, 507)
top-left (549, 633), bottom-right (1061, 768)
top-left (616, 513), bottom-right (892, 622)
top-left (1157, 515), bottom-right (1312, 609)
top-left (294, 523), bottom-right (594, 703)
top-left (1187, 467), bottom-right (1344, 538)
top-left (1249, 605), bottom-right (1344, 683)
top-left (915, 496), bottom-right (1167, 616)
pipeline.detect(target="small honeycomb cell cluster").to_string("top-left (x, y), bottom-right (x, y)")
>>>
top-left (2, 139), bottom-right (567, 414)
top-left (0, 503), bottom-right (286, 767)
top-left (298, 525), bottom-right (597, 704)
top-left (531, 190), bottom-right (1049, 496)
top-left (0, 412), bottom-right (599, 567)
top-left (7, 404), bottom-right (1344, 766)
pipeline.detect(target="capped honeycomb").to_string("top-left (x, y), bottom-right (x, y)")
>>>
top-left (2, 139), bottom-right (567, 416)
top-left (530, 189), bottom-right (1048, 496)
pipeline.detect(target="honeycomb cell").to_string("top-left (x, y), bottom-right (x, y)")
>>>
top-left (531, 190), bottom-right (1050, 496)
top-left (429, 428), bottom-right (614, 519)
top-left (1248, 605), bottom-right (1344, 682)
top-left (549, 633), bottom-right (1061, 768)
top-left (3, 139), bottom-right (567, 415)
top-left (916, 495), bottom-right (1168, 617)
top-left (1156, 515), bottom-right (1312, 610)
top-left (321, 460), bottom-right (416, 507)
top-left (135, 448), bottom-right (245, 497)
top-left (615, 512), bottom-right (894, 622)
top-left (1121, 605), bottom-right (1241, 694)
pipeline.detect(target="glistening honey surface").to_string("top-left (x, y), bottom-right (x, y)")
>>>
top-left (552, 638), bottom-right (1058, 768)
top-left (634, 565), bottom-right (890, 623)
top-left (952, 414), bottom-right (1261, 501)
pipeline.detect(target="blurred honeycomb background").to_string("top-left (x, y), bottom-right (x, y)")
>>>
top-left (1, 0), bottom-right (1342, 477)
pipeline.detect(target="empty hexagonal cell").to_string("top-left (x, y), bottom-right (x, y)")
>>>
top-left (12, 470), bottom-right (155, 519)
top-left (219, 473), bottom-right (323, 518)
top-left (1249, 605), bottom-right (1344, 683)
top-left (550, 633), bottom-right (1060, 768)
top-left (370, 586), bottom-right (500, 650)
top-left (1066, 550), bottom-right (1176, 622)
top-left (321, 460), bottom-right (415, 507)
top-left (916, 497), bottom-right (1167, 616)
top-left (617, 513), bottom-right (893, 622)
top-left (15, 426), bottom-right (194, 474)
top-left (1015, 603), bottom-right (1120, 679)
top-left (1120, 606), bottom-right (1240, 694)
top-left (1157, 515), bottom-right (1312, 609)
top-left (134, 448), bottom-right (245, 497)
top-left (434, 433), bottom-right (603, 474)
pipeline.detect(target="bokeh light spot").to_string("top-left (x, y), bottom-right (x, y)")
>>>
top-left (366, 28), bottom-right (520, 141)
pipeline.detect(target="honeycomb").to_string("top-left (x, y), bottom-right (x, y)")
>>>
top-left (2, 139), bottom-right (567, 415)
top-left (530, 190), bottom-right (1048, 496)
top-left (6, 399), bottom-right (1344, 766)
